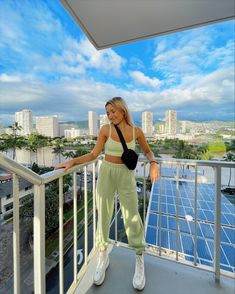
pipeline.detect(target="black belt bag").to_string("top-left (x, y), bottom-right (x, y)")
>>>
top-left (114, 124), bottom-right (138, 170)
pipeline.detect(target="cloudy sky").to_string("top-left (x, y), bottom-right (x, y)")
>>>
top-left (0, 1), bottom-right (234, 126)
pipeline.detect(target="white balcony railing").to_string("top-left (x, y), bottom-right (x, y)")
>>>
top-left (0, 152), bottom-right (234, 294)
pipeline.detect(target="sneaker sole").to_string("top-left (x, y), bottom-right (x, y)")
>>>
top-left (93, 257), bottom-right (110, 286)
top-left (133, 275), bottom-right (145, 291)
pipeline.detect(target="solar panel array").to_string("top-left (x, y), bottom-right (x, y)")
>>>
top-left (158, 166), bottom-right (198, 179)
top-left (145, 178), bottom-right (235, 273)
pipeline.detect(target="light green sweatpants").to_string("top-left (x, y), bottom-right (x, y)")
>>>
top-left (95, 160), bottom-right (146, 254)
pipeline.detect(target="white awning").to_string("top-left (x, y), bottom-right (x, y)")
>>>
top-left (60, 0), bottom-right (234, 50)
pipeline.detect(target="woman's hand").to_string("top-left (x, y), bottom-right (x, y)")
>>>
top-left (54, 159), bottom-right (75, 172)
top-left (149, 162), bottom-right (160, 183)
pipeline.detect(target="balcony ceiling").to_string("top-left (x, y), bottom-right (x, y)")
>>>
top-left (60, 0), bottom-right (234, 50)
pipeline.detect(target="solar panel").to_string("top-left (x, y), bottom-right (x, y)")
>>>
top-left (145, 178), bottom-right (235, 273)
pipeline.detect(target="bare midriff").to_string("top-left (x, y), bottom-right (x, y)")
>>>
top-left (105, 154), bottom-right (123, 164)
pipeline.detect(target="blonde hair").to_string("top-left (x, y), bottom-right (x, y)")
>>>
top-left (105, 97), bottom-right (133, 126)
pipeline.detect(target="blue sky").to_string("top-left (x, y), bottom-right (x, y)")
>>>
top-left (0, 0), bottom-right (234, 126)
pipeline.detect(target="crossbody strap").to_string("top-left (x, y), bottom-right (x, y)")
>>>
top-left (114, 124), bottom-right (128, 152)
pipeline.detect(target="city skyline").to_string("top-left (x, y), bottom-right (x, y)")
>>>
top-left (0, 1), bottom-right (234, 126)
top-left (2, 107), bottom-right (234, 129)
top-left (3, 107), bottom-right (233, 138)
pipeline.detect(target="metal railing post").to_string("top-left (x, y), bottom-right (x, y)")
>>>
top-left (158, 163), bottom-right (163, 256)
top-left (175, 163), bottom-right (180, 261)
top-left (13, 174), bottom-right (20, 294)
top-left (84, 167), bottom-right (88, 265)
top-left (193, 165), bottom-right (198, 266)
top-left (34, 184), bottom-right (45, 294)
top-left (92, 163), bottom-right (96, 247)
top-left (73, 171), bottom-right (78, 283)
top-left (214, 166), bottom-right (221, 284)
top-left (59, 177), bottom-right (64, 294)
top-left (143, 162), bottom-right (147, 225)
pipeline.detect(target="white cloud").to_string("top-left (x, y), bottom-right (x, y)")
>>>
top-left (0, 3), bottom-right (126, 79)
top-left (0, 65), bottom-right (233, 123)
top-left (75, 38), bottom-right (126, 76)
top-left (0, 74), bottom-right (21, 82)
top-left (0, 3), bottom-right (233, 123)
top-left (152, 27), bottom-right (228, 81)
top-left (31, 37), bottom-right (126, 78)
top-left (129, 71), bottom-right (161, 88)
top-left (155, 66), bottom-right (234, 108)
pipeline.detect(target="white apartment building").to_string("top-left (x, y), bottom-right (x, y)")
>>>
top-left (15, 109), bottom-right (33, 136)
top-left (99, 114), bottom-right (109, 129)
top-left (0, 174), bottom-right (33, 216)
top-left (142, 111), bottom-right (153, 137)
top-left (36, 115), bottom-right (59, 138)
top-left (158, 124), bottom-right (165, 134)
top-left (165, 110), bottom-right (177, 135)
top-left (64, 128), bottom-right (81, 138)
top-left (181, 121), bottom-right (187, 134)
top-left (59, 123), bottom-right (78, 136)
top-left (88, 111), bottom-right (98, 136)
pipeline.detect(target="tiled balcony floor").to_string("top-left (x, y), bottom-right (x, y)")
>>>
top-left (75, 245), bottom-right (234, 294)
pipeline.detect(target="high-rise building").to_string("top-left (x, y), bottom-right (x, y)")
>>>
top-left (15, 109), bottom-right (33, 136)
top-left (64, 128), bottom-right (81, 138)
top-left (36, 115), bottom-right (59, 138)
top-left (165, 110), bottom-right (177, 135)
top-left (88, 111), bottom-right (98, 136)
top-left (181, 121), bottom-right (187, 134)
top-left (142, 111), bottom-right (153, 137)
top-left (99, 114), bottom-right (109, 129)
top-left (158, 124), bottom-right (165, 134)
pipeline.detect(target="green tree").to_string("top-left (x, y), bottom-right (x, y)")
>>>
top-left (63, 150), bottom-right (76, 159)
top-left (26, 133), bottom-right (48, 165)
top-left (0, 137), bottom-right (7, 153)
top-left (2, 127), bottom-right (26, 160)
top-left (7, 122), bottom-right (25, 159)
top-left (223, 151), bottom-right (235, 187)
top-left (20, 188), bottom-right (59, 238)
top-left (225, 140), bottom-right (235, 152)
top-left (52, 138), bottom-right (67, 163)
top-left (74, 147), bottom-right (89, 157)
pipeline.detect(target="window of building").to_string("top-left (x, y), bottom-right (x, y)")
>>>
top-left (6, 194), bottom-right (12, 200)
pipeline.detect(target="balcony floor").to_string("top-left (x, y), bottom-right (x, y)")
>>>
top-left (75, 245), bottom-right (234, 294)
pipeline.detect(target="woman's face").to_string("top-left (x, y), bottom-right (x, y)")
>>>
top-left (106, 104), bottom-right (124, 125)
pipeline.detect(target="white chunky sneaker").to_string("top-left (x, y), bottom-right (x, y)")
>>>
top-left (133, 254), bottom-right (145, 291)
top-left (93, 251), bottom-right (109, 286)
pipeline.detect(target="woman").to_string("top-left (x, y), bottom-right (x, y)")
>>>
top-left (55, 97), bottom-right (160, 290)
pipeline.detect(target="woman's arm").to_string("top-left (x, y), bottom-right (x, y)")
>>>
top-left (54, 125), bottom-right (108, 171)
top-left (136, 127), bottom-right (160, 183)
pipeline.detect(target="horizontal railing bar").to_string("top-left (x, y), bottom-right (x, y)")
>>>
top-left (1, 152), bottom-right (234, 187)
top-left (147, 211), bottom-right (235, 229)
top-left (0, 153), bottom-right (101, 185)
top-left (0, 152), bottom-right (42, 184)
top-left (41, 158), bottom-right (100, 184)
top-left (138, 157), bottom-right (235, 168)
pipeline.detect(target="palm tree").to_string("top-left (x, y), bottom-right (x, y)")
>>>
top-left (223, 151), bottom-right (235, 187)
top-left (26, 133), bottom-right (39, 164)
top-left (26, 133), bottom-right (48, 165)
top-left (63, 150), bottom-right (76, 159)
top-left (8, 122), bottom-right (23, 160)
top-left (52, 138), bottom-right (66, 164)
top-left (0, 137), bottom-right (7, 153)
top-left (37, 135), bottom-right (49, 167)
